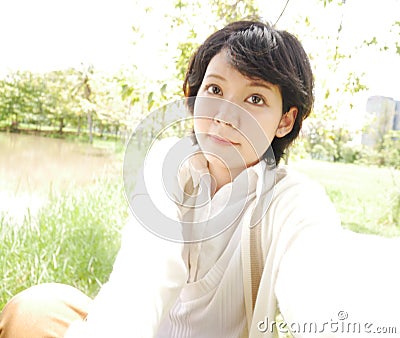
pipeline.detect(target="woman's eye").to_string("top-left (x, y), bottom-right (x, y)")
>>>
top-left (206, 85), bottom-right (222, 95)
top-left (247, 95), bottom-right (264, 105)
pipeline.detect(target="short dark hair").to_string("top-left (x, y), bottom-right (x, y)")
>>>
top-left (183, 21), bottom-right (314, 165)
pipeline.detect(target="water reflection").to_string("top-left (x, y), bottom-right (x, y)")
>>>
top-left (0, 132), bottom-right (120, 222)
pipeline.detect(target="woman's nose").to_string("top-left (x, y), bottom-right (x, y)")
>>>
top-left (213, 117), bottom-right (233, 127)
top-left (213, 100), bottom-right (240, 129)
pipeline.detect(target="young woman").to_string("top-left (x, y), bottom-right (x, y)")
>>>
top-left (1, 20), bottom-right (399, 338)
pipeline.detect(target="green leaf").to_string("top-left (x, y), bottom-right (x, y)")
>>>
top-left (147, 92), bottom-right (154, 111)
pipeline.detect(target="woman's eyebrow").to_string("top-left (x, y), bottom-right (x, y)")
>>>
top-left (204, 74), bottom-right (227, 81)
top-left (247, 81), bottom-right (274, 91)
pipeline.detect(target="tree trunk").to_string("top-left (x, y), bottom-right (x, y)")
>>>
top-left (77, 115), bottom-right (81, 136)
top-left (58, 117), bottom-right (64, 133)
top-left (87, 111), bottom-right (93, 144)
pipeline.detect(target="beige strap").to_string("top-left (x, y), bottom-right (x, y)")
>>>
top-left (241, 203), bottom-right (255, 334)
top-left (241, 200), bottom-right (264, 336)
top-left (249, 223), bottom-right (263, 310)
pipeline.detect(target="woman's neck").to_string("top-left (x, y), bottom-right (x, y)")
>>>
top-left (207, 160), bottom-right (243, 195)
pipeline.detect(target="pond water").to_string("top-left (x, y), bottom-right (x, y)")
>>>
top-left (0, 132), bottom-right (121, 222)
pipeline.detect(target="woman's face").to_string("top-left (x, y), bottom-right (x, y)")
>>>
top-left (193, 51), bottom-right (297, 171)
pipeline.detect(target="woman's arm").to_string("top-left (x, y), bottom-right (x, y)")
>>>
top-left (273, 178), bottom-right (400, 337)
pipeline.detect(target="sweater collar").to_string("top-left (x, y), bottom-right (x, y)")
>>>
top-left (178, 143), bottom-right (276, 215)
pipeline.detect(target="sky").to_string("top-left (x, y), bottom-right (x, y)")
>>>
top-left (0, 0), bottom-right (399, 112)
top-left (0, 0), bottom-right (136, 73)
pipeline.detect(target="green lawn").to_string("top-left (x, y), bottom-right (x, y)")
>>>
top-left (290, 159), bottom-right (400, 237)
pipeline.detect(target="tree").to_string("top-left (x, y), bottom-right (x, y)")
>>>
top-left (210, 0), bottom-right (260, 27)
top-left (43, 70), bottom-right (74, 133)
top-left (71, 65), bottom-right (97, 143)
top-left (281, 0), bottom-right (370, 162)
top-left (0, 71), bottom-right (43, 130)
top-left (171, 0), bottom-right (260, 84)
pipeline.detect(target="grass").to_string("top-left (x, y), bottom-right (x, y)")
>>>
top-left (290, 159), bottom-right (400, 237)
top-left (0, 177), bottom-right (127, 309)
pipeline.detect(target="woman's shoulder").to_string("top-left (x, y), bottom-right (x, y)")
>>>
top-left (255, 164), bottom-right (342, 263)
top-left (266, 164), bottom-right (341, 228)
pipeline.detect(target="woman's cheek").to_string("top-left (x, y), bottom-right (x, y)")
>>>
top-left (193, 118), bottom-right (210, 135)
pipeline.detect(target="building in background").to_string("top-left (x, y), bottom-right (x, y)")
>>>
top-left (394, 100), bottom-right (400, 131)
top-left (361, 96), bottom-right (400, 147)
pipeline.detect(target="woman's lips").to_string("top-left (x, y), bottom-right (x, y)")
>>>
top-left (208, 134), bottom-right (239, 146)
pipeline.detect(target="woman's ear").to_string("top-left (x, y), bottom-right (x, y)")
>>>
top-left (275, 107), bottom-right (298, 138)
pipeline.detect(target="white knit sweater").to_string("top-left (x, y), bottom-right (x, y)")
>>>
top-left (65, 138), bottom-right (400, 338)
